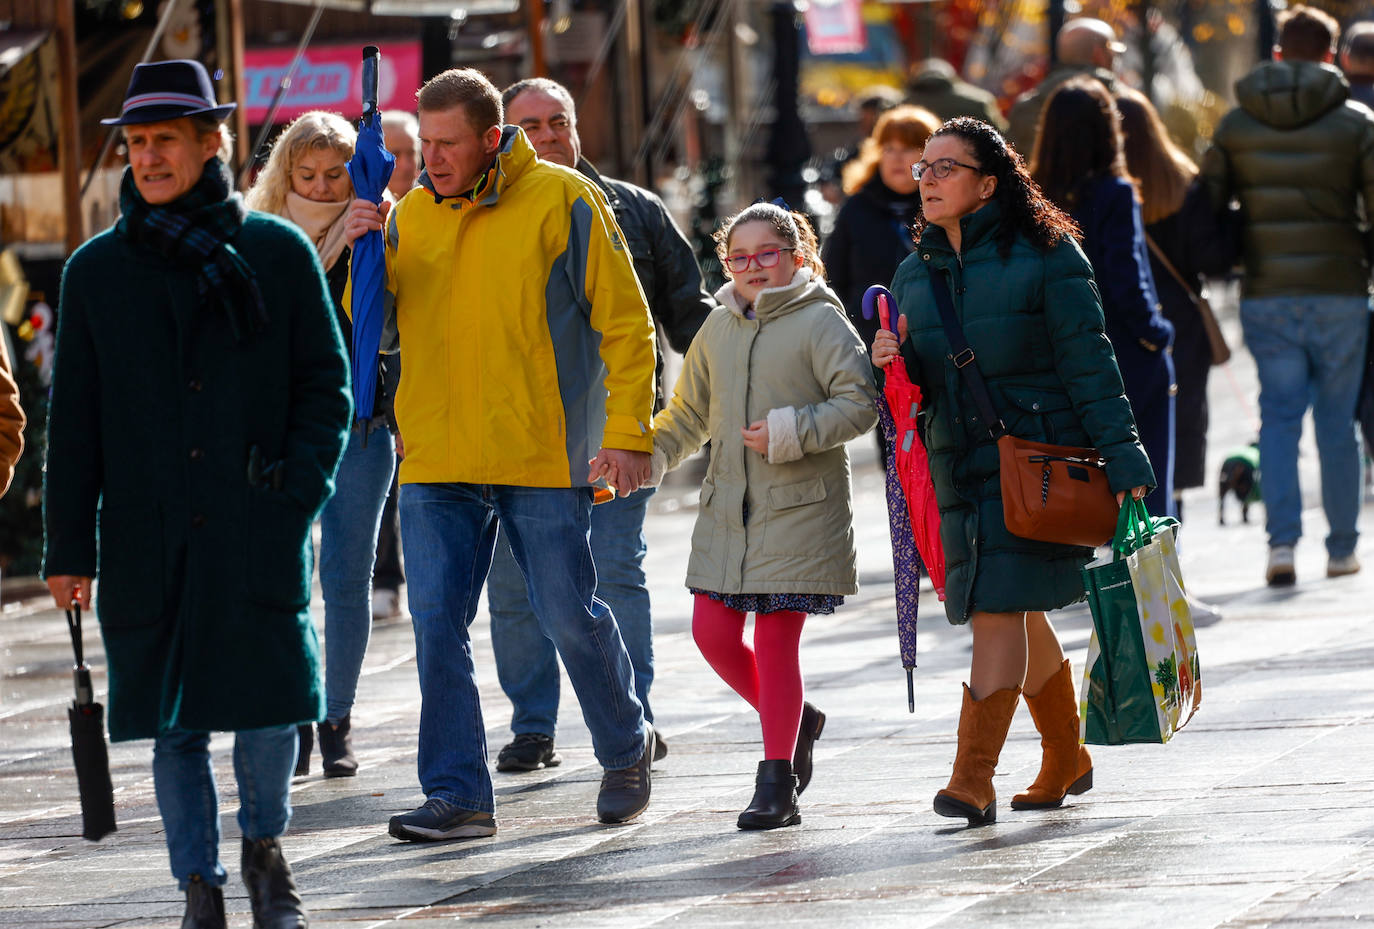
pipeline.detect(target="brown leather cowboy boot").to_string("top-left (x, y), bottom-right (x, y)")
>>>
top-left (1011, 658), bottom-right (1093, 810)
top-left (933, 684), bottom-right (1020, 826)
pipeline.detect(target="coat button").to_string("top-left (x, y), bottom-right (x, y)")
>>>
top-left (187, 378), bottom-right (202, 392)
top-left (1032, 401), bottom-right (1041, 411)
top-left (189, 448), bottom-right (203, 460)
top-left (922, 253), bottom-right (931, 261)
top-left (191, 514), bottom-right (206, 528)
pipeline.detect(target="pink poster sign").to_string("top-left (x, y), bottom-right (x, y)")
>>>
top-left (243, 41), bottom-right (422, 124)
top-left (804, 0), bottom-right (867, 56)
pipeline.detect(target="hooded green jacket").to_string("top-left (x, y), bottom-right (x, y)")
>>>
top-left (890, 201), bottom-right (1154, 624)
top-left (1202, 60), bottom-right (1374, 298)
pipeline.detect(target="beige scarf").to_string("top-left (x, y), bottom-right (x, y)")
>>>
top-left (282, 192), bottom-right (350, 272)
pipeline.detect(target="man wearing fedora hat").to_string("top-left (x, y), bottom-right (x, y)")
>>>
top-left (43, 59), bottom-right (351, 929)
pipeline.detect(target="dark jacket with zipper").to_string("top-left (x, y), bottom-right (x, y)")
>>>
top-left (1202, 60), bottom-right (1374, 298)
top-left (823, 174), bottom-right (921, 351)
top-left (890, 200), bottom-right (1154, 624)
top-left (44, 211), bottom-right (351, 741)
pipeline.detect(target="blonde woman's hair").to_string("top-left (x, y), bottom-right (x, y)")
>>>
top-left (841, 104), bottom-right (942, 195)
top-left (1115, 86), bottom-right (1197, 225)
top-left (714, 201), bottom-right (826, 281)
top-left (244, 110), bottom-right (356, 215)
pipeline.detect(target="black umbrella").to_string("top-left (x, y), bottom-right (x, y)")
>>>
top-left (65, 605), bottom-right (116, 841)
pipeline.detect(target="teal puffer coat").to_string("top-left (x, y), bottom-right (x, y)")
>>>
top-left (1202, 61), bottom-right (1374, 299)
top-left (890, 201), bottom-right (1155, 624)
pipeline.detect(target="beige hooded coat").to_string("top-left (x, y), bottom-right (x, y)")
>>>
top-left (652, 268), bottom-right (877, 596)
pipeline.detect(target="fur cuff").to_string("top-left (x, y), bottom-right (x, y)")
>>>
top-left (645, 446), bottom-right (668, 488)
top-left (766, 406), bottom-right (803, 464)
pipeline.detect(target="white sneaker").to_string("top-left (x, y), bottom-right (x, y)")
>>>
top-left (1327, 553), bottom-right (1361, 578)
top-left (1265, 545), bottom-right (1296, 587)
top-left (372, 588), bottom-right (401, 619)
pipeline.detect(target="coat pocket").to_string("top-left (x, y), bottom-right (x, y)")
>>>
top-left (1000, 386), bottom-right (1078, 444)
top-left (96, 503), bottom-right (164, 629)
top-left (761, 476), bottom-right (836, 556)
top-left (245, 487), bottom-right (313, 612)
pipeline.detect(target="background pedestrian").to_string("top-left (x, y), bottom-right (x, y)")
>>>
top-left (247, 110), bottom-right (397, 779)
top-left (1031, 77), bottom-right (1177, 519)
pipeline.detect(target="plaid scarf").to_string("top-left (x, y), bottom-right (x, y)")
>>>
top-left (117, 158), bottom-right (267, 342)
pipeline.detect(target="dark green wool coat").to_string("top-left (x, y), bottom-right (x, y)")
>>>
top-left (44, 211), bottom-right (351, 742)
top-left (890, 201), bottom-right (1155, 624)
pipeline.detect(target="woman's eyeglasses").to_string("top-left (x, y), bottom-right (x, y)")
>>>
top-left (724, 247), bottom-right (795, 273)
top-left (912, 158), bottom-right (981, 181)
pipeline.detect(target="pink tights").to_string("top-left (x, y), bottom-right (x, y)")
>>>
top-left (691, 594), bottom-right (806, 760)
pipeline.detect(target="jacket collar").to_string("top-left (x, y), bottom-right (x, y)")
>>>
top-left (416, 125), bottom-right (536, 207)
top-left (918, 198), bottom-right (1003, 259)
top-left (575, 156), bottom-right (620, 208)
top-left (714, 267), bottom-right (839, 322)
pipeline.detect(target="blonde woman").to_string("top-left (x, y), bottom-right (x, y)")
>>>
top-left (248, 110), bottom-right (396, 779)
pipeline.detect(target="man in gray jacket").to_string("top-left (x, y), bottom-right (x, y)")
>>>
top-left (487, 77), bottom-right (714, 772)
top-left (1203, 5), bottom-right (1374, 586)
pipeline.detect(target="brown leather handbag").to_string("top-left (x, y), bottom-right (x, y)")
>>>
top-left (1145, 234), bottom-right (1231, 366)
top-left (929, 272), bottom-right (1120, 548)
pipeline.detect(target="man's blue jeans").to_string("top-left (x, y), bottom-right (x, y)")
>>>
top-left (319, 427), bottom-right (396, 723)
top-left (488, 487), bottom-right (656, 736)
top-left (399, 482), bottom-right (646, 814)
top-left (152, 724), bottom-right (296, 890)
top-left (1240, 296), bottom-right (1369, 557)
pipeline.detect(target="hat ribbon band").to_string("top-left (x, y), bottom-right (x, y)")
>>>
top-left (123, 91), bottom-right (215, 114)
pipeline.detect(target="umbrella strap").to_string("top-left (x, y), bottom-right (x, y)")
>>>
top-left (928, 270), bottom-right (1006, 441)
top-left (65, 606), bottom-right (84, 667)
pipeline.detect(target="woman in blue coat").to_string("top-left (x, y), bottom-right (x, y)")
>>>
top-left (1031, 77), bottom-right (1177, 518)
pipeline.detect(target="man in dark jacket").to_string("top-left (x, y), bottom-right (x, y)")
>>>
top-left (1006, 17), bottom-right (1123, 157)
top-left (1202, 5), bottom-right (1374, 586)
top-left (905, 59), bottom-right (1006, 130)
top-left (1341, 21), bottom-right (1374, 109)
top-left (43, 60), bottom-right (350, 929)
top-left (487, 77), bottom-right (713, 772)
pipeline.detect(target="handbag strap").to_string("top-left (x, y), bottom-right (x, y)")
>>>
top-left (927, 268), bottom-right (1005, 440)
top-left (1143, 234), bottom-right (1201, 307)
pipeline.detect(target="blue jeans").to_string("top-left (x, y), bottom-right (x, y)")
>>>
top-left (488, 487), bottom-right (656, 736)
top-left (319, 428), bottom-right (396, 722)
top-left (152, 725), bottom-right (297, 890)
top-left (399, 482), bottom-right (646, 814)
top-left (1240, 296), bottom-right (1370, 557)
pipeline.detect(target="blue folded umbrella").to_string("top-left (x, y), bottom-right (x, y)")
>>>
top-left (345, 109), bottom-right (395, 427)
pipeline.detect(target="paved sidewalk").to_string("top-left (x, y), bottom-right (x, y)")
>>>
top-left (2, 303), bottom-right (1373, 928)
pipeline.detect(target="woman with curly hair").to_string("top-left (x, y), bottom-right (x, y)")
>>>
top-left (247, 111), bottom-right (397, 779)
top-left (872, 117), bottom-right (1154, 826)
top-left (1030, 77), bottom-right (1177, 520)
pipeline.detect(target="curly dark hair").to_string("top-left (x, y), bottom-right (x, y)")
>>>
top-left (1029, 77), bottom-right (1133, 210)
top-left (912, 117), bottom-right (1080, 258)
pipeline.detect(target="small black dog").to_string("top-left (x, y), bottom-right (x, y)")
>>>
top-left (1218, 442), bottom-right (1261, 525)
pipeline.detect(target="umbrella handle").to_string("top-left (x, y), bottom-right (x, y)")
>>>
top-left (361, 46), bottom-right (380, 121)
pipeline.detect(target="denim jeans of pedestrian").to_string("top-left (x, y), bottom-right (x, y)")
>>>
top-left (399, 482), bottom-right (646, 814)
top-left (319, 427), bottom-right (396, 722)
top-left (152, 724), bottom-right (296, 890)
top-left (372, 471), bottom-right (405, 592)
top-left (488, 486), bottom-right (656, 736)
top-left (1240, 295), bottom-right (1370, 557)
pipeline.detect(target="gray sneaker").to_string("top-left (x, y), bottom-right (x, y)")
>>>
top-left (388, 797), bottom-right (496, 842)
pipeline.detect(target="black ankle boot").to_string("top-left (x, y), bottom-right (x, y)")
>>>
top-left (241, 837), bottom-right (308, 929)
top-left (318, 715), bottom-right (357, 778)
top-left (792, 702), bottom-right (825, 795)
top-left (181, 874), bottom-right (226, 929)
top-left (294, 724), bottom-right (312, 777)
top-left (737, 760), bottom-right (801, 830)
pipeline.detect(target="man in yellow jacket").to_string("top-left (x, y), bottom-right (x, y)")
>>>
top-left (345, 68), bottom-right (659, 840)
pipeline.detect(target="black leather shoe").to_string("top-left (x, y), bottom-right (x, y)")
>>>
top-left (793, 703), bottom-right (826, 795)
top-left (737, 760), bottom-right (801, 830)
top-left (294, 724), bottom-right (312, 777)
top-left (597, 725), bottom-right (654, 824)
top-left (181, 874), bottom-right (226, 929)
top-left (241, 837), bottom-right (308, 929)
top-left (496, 733), bottom-right (561, 772)
top-left (318, 715), bottom-right (357, 778)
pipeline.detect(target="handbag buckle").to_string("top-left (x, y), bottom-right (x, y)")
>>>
top-left (951, 348), bottom-right (975, 368)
